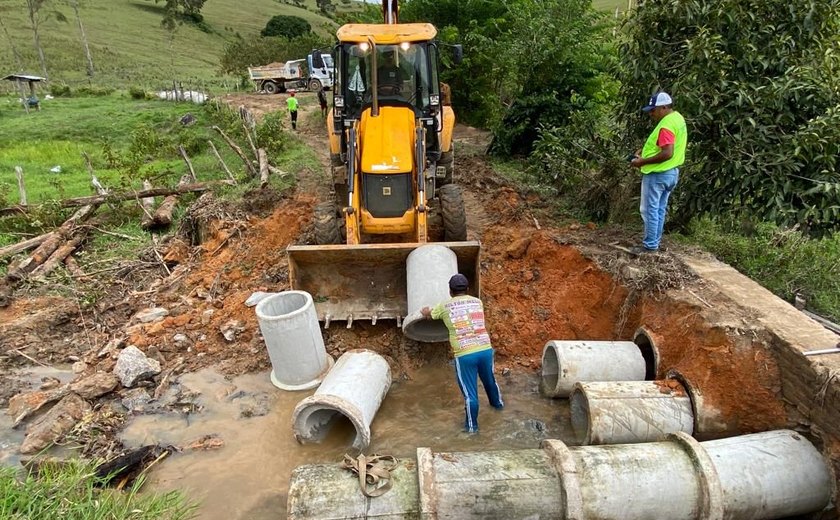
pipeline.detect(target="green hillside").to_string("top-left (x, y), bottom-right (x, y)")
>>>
top-left (0, 0), bottom-right (345, 88)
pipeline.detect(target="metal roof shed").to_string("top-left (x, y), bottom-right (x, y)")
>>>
top-left (2, 74), bottom-right (46, 113)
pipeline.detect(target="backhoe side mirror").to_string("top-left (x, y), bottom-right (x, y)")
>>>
top-left (452, 45), bottom-right (463, 65)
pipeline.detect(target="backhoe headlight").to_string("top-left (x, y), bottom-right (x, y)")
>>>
top-left (430, 95), bottom-right (439, 106)
top-left (335, 96), bottom-right (345, 108)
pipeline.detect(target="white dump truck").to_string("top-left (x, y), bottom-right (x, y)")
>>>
top-left (248, 51), bottom-right (333, 94)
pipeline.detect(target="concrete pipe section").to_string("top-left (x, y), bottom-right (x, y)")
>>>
top-left (255, 290), bottom-right (333, 391)
top-left (292, 349), bottom-right (391, 452)
top-left (570, 380), bottom-right (694, 445)
top-left (287, 430), bottom-right (833, 520)
top-left (402, 244), bottom-right (458, 342)
top-left (540, 340), bottom-right (653, 398)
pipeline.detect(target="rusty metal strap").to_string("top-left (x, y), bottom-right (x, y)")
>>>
top-left (341, 453), bottom-right (398, 497)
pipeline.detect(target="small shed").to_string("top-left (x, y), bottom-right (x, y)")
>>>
top-left (2, 74), bottom-right (45, 112)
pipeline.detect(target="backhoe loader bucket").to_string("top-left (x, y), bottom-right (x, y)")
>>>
top-left (287, 241), bottom-right (481, 327)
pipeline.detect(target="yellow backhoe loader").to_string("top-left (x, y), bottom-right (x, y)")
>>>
top-left (287, 0), bottom-right (480, 328)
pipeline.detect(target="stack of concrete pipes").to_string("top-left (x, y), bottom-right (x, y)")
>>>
top-left (540, 332), bottom-right (726, 445)
top-left (254, 244), bottom-right (459, 451)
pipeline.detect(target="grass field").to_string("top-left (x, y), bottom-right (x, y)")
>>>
top-left (0, 0), bottom-right (346, 88)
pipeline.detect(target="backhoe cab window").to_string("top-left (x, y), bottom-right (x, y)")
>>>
top-left (343, 43), bottom-right (431, 117)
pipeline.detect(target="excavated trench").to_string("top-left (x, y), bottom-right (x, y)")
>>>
top-left (3, 98), bottom-right (836, 519)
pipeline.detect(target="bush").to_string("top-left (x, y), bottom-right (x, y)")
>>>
top-left (261, 15), bottom-right (311, 39)
top-left (129, 86), bottom-right (147, 100)
top-left (76, 86), bottom-right (115, 97)
top-left (256, 111), bottom-right (290, 157)
top-left (49, 84), bottom-right (71, 97)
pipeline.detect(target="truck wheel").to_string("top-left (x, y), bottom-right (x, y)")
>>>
top-left (308, 79), bottom-right (322, 92)
top-left (313, 202), bottom-right (341, 245)
top-left (263, 81), bottom-right (279, 95)
top-left (439, 184), bottom-right (467, 242)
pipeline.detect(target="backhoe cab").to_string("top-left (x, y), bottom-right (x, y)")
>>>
top-left (287, 13), bottom-right (478, 327)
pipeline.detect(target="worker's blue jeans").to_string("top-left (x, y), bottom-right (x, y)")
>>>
top-left (640, 168), bottom-right (679, 250)
top-left (453, 348), bottom-right (504, 433)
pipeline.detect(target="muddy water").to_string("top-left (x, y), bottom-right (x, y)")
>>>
top-left (122, 364), bottom-right (572, 519)
top-left (0, 366), bottom-right (77, 467)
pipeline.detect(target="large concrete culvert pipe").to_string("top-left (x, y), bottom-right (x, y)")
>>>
top-left (255, 290), bottom-right (333, 391)
top-left (287, 430), bottom-right (833, 520)
top-left (540, 340), bottom-right (655, 398)
top-left (292, 350), bottom-right (391, 452)
top-left (570, 380), bottom-right (694, 445)
top-left (402, 244), bottom-right (458, 342)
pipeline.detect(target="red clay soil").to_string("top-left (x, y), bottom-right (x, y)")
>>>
top-left (636, 301), bottom-right (788, 435)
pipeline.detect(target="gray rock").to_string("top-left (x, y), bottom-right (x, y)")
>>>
top-left (72, 361), bottom-right (88, 374)
top-left (20, 393), bottom-right (90, 454)
top-left (114, 346), bottom-right (161, 387)
top-left (134, 307), bottom-right (169, 323)
top-left (7, 388), bottom-right (69, 427)
top-left (220, 320), bottom-right (245, 342)
top-left (172, 333), bottom-right (189, 344)
top-left (121, 388), bottom-right (152, 412)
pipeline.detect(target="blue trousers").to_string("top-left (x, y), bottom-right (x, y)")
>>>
top-left (453, 349), bottom-right (504, 432)
top-left (640, 168), bottom-right (679, 250)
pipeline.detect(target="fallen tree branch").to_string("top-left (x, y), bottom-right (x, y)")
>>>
top-left (31, 232), bottom-right (88, 279)
top-left (0, 180), bottom-right (235, 217)
top-left (139, 180), bottom-right (156, 230)
top-left (178, 146), bottom-right (197, 182)
top-left (212, 126), bottom-right (257, 178)
top-left (208, 140), bottom-right (236, 184)
top-left (147, 175), bottom-right (190, 230)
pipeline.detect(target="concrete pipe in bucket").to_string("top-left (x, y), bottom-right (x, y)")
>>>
top-left (292, 349), bottom-right (391, 452)
top-left (287, 430), bottom-right (833, 520)
top-left (401, 244), bottom-right (458, 342)
top-left (540, 340), bottom-right (653, 398)
top-left (255, 290), bottom-right (333, 391)
top-left (570, 380), bottom-right (694, 445)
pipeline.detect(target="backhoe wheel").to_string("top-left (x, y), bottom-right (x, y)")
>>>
top-left (313, 202), bottom-right (341, 245)
top-left (437, 146), bottom-right (454, 186)
top-left (439, 184), bottom-right (467, 242)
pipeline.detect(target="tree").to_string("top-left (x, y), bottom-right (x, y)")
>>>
top-left (148, 0), bottom-right (207, 30)
top-left (620, 0), bottom-right (840, 233)
top-left (261, 15), bottom-right (311, 39)
top-left (68, 0), bottom-right (94, 77)
top-left (23, 0), bottom-right (69, 81)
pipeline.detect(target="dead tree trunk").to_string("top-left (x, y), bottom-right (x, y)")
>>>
top-left (258, 149), bottom-right (269, 188)
top-left (3, 203), bottom-right (98, 291)
top-left (140, 180), bottom-right (156, 229)
top-left (30, 232), bottom-right (88, 279)
top-left (0, 232), bottom-right (55, 260)
top-left (147, 175), bottom-right (190, 230)
top-left (63, 255), bottom-right (87, 280)
top-left (212, 126), bottom-right (257, 177)
top-left (69, 0), bottom-right (94, 77)
top-left (26, 0), bottom-right (48, 82)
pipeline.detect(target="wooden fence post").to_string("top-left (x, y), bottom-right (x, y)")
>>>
top-left (14, 166), bottom-right (26, 205)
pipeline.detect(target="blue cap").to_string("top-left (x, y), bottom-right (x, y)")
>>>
top-left (449, 274), bottom-right (469, 292)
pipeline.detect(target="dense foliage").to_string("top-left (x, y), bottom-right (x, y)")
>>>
top-left (219, 33), bottom-right (331, 75)
top-left (620, 0), bottom-right (840, 234)
top-left (261, 15), bottom-right (311, 39)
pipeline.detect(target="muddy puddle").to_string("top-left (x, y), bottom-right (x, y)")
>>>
top-left (122, 364), bottom-right (571, 519)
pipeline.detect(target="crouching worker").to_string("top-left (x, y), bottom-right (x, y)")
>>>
top-left (421, 274), bottom-right (504, 433)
